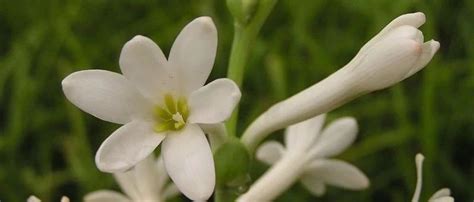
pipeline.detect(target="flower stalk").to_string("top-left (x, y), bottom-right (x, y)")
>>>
top-left (238, 152), bottom-right (309, 201)
top-left (241, 68), bottom-right (357, 150)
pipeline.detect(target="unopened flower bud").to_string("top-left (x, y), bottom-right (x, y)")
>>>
top-left (241, 12), bottom-right (440, 150)
top-left (347, 13), bottom-right (439, 92)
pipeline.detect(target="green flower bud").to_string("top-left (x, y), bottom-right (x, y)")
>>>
top-left (214, 138), bottom-right (251, 187)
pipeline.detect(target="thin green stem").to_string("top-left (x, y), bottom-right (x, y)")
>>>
top-left (226, 0), bottom-right (278, 137)
top-left (226, 26), bottom-right (253, 137)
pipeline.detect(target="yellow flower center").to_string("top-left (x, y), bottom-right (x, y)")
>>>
top-left (153, 93), bottom-right (189, 133)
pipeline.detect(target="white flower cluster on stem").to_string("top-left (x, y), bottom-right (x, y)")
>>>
top-left (56, 10), bottom-right (446, 202)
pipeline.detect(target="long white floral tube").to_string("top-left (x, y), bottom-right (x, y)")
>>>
top-left (237, 152), bottom-right (310, 201)
top-left (241, 12), bottom-right (439, 150)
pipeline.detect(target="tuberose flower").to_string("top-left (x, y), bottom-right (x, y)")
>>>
top-left (84, 155), bottom-right (179, 202)
top-left (62, 17), bottom-right (241, 200)
top-left (241, 12), bottom-right (440, 150)
top-left (238, 114), bottom-right (368, 201)
top-left (412, 154), bottom-right (454, 202)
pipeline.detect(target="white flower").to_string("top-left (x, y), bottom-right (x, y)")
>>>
top-left (62, 16), bottom-right (241, 200)
top-left (27, 196), bottom-right (69, 202)
top-left (84, 155), bottom-right (179, 202)
top-left (238, 115), bottom-right (368, 201)
top-left (412, 154), bottom-right (454, 202)
top-left (241, 12), bottom-right (440, 150)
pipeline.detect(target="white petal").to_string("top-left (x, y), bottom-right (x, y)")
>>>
top-left (188, 79), bottom-right (241, 124)
top-left (163, 184), bottom-right (181, 199)
top-left (404, 40), bottom-right (440, 79)
top-left (308, 117), bottom-right (357, 158)
top-left (199, 123), bottom-right (228, 150)
top-left (349, 38), bottom-right (422, 92)
top-left (60, 196), bottom-right (70, 202)
top-left (84, 190), bottom-right (131, 202)
top-left (113, 171), bottom-right (141, 201)
top-left (303, 159), bottom-right (369, 190)
top-left (62, 70), bottom-right (152, 124)
top-left (285, 114), bottom-right (326, 152)
top-left (119, 35), bottom-right (175, 101)
top-left (412, 153), bottom-right (425, 202)
top-left (155, 155), bottom-right (170, 192)
top-left (256, 141), bottom-right (286, 165)
top-left (300, 177), bottom-right (326, 197)
top-left (430, 197), bottom-right (454, 202)
top-left (360, 12), bottom-right (425, 53)
top-left (382, 12), bottom-right (426, 31)
top-left (162, 124), bottom-right (215, 200)
top-left (27, 196), bottom-right (41, 202)
top-left (132, 154), bottom-right (163, 201)
top-left (95, 120), bottom-right (165, 172)
top-left (382, 25), bottom-right (423, 43)
top-left (168, 16), bottom-right (218, 95)
top-left (429, 188), bottom-right (452, 201)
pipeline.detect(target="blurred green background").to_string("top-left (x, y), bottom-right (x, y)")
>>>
top-left (0, 0), bottom-right (472, 201)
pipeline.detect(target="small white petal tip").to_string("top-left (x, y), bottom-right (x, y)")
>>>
top-left (395, 12), bottom-right (426, 28)
top-left (61, 77), bottom-right (70, 89)
top-left (413, 12), bottom-right (426, 20)
top-left (415, 153), bottom-right (425, 162)
top-left (428, 40), bottom-right (441, 51)
top-left (196, 16), bottom-right (214, 24)
top-left (126, 35), bottom-right (154, 46)
top-left (60, 196), bottom-right (70, 202)
top-left (193, 16), bottom-right (216, 31)
top-left (130, 35), bottom-right (147, 41)
top-left (27, 196), bottom-right (41, 202)
top-left (361, 177), bottom-right (370, 189)
top-left (341, 117), bottom-right (357, 127)
top-left (409, 12), bottom-right (426, 27)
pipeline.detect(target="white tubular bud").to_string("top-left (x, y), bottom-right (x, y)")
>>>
top-left (241, 12), bottom-right (439, 151)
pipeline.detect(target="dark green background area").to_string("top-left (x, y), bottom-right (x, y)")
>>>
top-left (0, 0), bottom-right (472, 201)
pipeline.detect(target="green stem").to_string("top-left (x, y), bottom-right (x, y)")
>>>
top-left (226, 25), bottom-right (253, 137)
top-left (226, 0), bottom-right (278, 137)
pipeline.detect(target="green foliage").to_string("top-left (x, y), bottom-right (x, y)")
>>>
top-left (0, 0), bottom-right (472, 201)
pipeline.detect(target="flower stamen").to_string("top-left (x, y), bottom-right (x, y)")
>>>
top-left (153, 94), bottom-right (189, 133)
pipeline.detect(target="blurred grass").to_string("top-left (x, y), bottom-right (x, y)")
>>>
top-left (0, 0), bottom-right (473, 201)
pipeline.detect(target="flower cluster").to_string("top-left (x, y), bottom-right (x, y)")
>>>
top-left (57, 11), bottom-right (446, 201)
